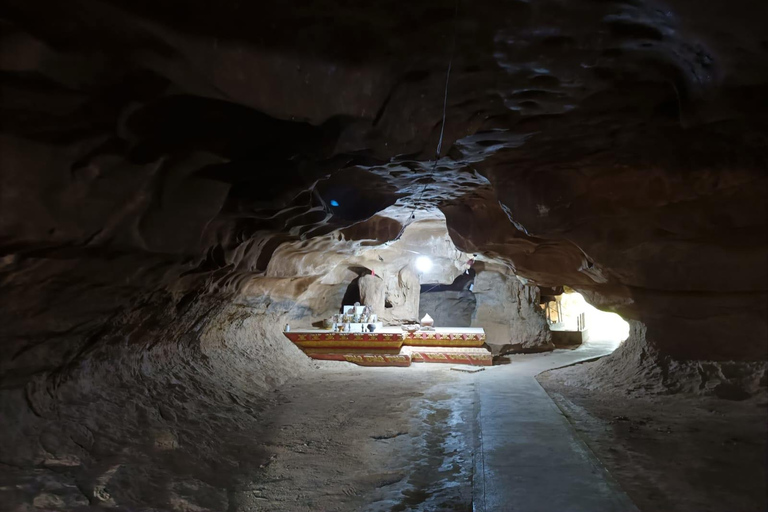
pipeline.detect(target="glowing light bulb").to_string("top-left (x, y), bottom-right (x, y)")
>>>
top-left (415, 256), bottom-right (432, 273)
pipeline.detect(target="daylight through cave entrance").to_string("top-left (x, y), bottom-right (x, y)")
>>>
top-left (543, 290), bottom-right (630, 349)
top-left (2, 3), bottom-right (766, 509)
top-left (281, 211), bottom-right (629, 365)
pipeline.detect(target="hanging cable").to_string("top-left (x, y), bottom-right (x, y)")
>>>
top-left (436, 0), bottom-right (460, 158)
top-left (400, 0), bottom-right (460, 229)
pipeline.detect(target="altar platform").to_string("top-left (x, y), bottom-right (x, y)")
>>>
top-left (283, 327), bottom-right (491, 367)
top-left (403, 328), bottom-right (485, 347)
top-left (401, 346), bottom-right (493, 366)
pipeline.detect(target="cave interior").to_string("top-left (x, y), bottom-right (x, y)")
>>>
top-left (0, 0), bottom-right (766, 510)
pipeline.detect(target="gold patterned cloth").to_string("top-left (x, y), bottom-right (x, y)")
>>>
top-left (403, 328), bottom-right (485, 347)
top-left (283, 327), bottom-right (488, 367)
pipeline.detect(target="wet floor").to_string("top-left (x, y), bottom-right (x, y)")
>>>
top-left (241, 338), bottom-right (637, 511)
top-left (391, 336), bottom-right (637, 512)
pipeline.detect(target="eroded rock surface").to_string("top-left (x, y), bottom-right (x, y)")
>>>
top-left (471, 265), bottom-right (554, 354)
top-left (1, 0), bottom-right (767, 509)
top-left (358, 274), bottom-right (386, 316)
top-left (550, 321), bottom-right (768, 399)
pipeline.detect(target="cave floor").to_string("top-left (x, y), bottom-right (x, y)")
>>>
top-left (538, 367), bottom-right (768, 512)
top-left (235, 338), bottom-right (638, 512)
top-left (7, 339), bottom-right (762, 511)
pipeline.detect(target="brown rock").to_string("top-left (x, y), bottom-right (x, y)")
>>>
top-left (358, 274), bottom-right (386, 316)
top-left (471, 267), bottom-right (553, 354)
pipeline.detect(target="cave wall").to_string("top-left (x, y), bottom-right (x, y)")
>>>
top-left (2, 0), bottom-right (764, 391)
top-left (470, 265), bottom-right (553, 354)
top-left (1, 0), bottom-right (767, 506)
top-left (358, 274), bottom-right (386, 316)
top-left (549, 320), bottom-right (767, 400)
top-left (0, 285), bottom-right (313, 508)
top-left (380, 266), bottom-right (421, 323)
top-left (418, 288), bottom-right (476, 328)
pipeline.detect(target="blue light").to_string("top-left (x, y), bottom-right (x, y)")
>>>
top-left (330, 200), bottom-right (339, 207)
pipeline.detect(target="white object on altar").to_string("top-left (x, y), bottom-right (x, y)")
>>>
top-left (342, 305), bottom-right (365, 315)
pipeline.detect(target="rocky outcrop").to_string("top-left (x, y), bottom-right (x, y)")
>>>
top-left (380, 266), bottom-right (421, 324)
top-left (1, 0), bottom-right (767, 508)
top-left (471, 266), bottom-right (553, 354)
top-left (543, 321), bottom-right (768, 400)
top-left (358, 274), bottom-right (386, 315)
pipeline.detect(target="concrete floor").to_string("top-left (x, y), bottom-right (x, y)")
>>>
top-left (243, 338), bottom-right (640, 511)
top-left (471, 338), bottom-right (639, 512)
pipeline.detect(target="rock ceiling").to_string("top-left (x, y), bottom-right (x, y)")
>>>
top-left (1, 0), bottom-right (766, 371)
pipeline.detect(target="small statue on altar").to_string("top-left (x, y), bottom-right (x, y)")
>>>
top-left (420, 313), bottom-right (435, 331)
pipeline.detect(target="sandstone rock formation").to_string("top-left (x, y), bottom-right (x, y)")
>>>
top-left (418, 288), bottom-right (476, 328)
top-left (471, 265), bottom-right (554, 354)
top-left (358, 274), bottom-right (386, 316)
top-left (545, 321), bottom-right (768, 400)
top-left (417, 264), bottom-right (553, 353)
top-left (1, 0), bottom-right (767, 508)
top-left (382, 266), bottom-right (421, 323)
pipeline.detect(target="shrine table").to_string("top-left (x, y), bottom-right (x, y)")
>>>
top-left (403, 327), bottom-right (486, 347)
top-left (283, 327), bottom-right (490, 367)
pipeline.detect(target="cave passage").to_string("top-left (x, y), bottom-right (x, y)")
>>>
top-left (544, 290), bottom-right (630, 345)
top-left (1, 1), bottom-right (766, 511)
top-left (253, 216), bottom-right (641, 510)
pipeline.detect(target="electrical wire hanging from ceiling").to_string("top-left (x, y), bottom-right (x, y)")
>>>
top-left (437, 0), bottom-right (459, 159)
top-left (399, 0), bottom-right (460, 234)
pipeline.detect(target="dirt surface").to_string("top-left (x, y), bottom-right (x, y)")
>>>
top-left (6, 332), bottom-right (762, 511)
top-left (538, 366), bottom-right (768, 512)
top-left (233, 364), bottom-right (477, 512)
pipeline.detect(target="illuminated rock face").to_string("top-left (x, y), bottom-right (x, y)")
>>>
top-left (417, 262), bottom-right (553, 353)
top-left (0, 0), bottom-right (767, 506)
top-left (471, 267), bottom-right (554, 354)
top-left (358, 274), bottom-right (386, 316)
top-left (382, 266), bottom-right (422, 324)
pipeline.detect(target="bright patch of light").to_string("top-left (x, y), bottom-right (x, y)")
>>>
top-left (415, 256), bottom-right (433, 273)
top-left (330, 199), bottom-right (339, 207)
top-left (557, 292), bottom-right (630, 344)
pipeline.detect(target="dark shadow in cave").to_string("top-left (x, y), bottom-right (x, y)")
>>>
top-left (419, 268), bottom-right (476, 294)
top-left (339, 266), bottom-right (373, 311)
top-left (418, 269), bottom-right (476, 328)
top-left (340, 277), bottom-right (362, 308)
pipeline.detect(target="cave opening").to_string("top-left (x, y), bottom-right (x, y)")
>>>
top-left (282, 214), bottom-right (628, 364)
top-left (541, 289), bottom-right (630, 349)
top-left (340, 276), bottom-right (362, 308)
top-left (338, 266), bottom-right (374, 313)
top-left (1, 2), bottom-right (766, 511)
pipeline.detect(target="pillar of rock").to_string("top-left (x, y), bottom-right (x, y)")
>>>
top-left (358, 274), bottom-right (386, 316)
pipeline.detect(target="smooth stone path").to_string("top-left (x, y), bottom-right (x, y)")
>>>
top-left (471, 339), bottom-right (640, 512)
